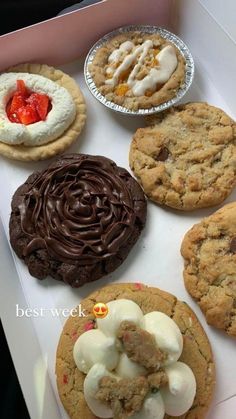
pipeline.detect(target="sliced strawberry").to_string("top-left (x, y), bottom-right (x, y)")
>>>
top-left (27, 93), bottom-right (50, 120)
top-left (6, 80), bottom-right (51, 125)
top-left (6, 101), bottom-right (21, 123)
top-left (37, 94), bottom-right (50, 120)
top-left (7, 112), bottom-right (21, 123)
top-left (17, 79), bottom-right (28, 97)
top-left (10, 93), bottom-right (26, 114)
top-left (17, 104), bottom-right (40, 125)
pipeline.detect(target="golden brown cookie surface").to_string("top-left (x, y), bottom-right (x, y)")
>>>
top-left (129, 102), bottom-right (236, 210)
top-left (56, 283), bottom-right (215, 419)
top-left (0, 63), bottom-right (86, 161)
top-left (181, 202), bottom-right (236, 337)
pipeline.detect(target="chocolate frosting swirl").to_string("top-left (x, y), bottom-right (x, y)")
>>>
top-left (19, 155), bottom-right (145, 265)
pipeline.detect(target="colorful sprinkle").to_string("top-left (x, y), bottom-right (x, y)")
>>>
top-left (63, 374), bottom-right (68, 384)
top-left (84, 321), bottom-right (95, 331)
top-left (185, 335), bottom-right (194, 341)
top-left (71, 331), bottom-right (78, 341)
top-left (134, 282), bottom-right (143, 290)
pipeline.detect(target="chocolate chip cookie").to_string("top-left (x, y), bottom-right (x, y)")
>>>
top-left (129, 102), bottom-right (236, 210)
top-left (9, 154), bottom-right (147, 287)
top-left (56, 283), bottom-right (215, 419)
top-left (181, 202), bottom-right (236, 336)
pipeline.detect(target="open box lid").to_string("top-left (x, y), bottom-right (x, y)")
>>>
top-left (0, 0), bottom-right (171, 70)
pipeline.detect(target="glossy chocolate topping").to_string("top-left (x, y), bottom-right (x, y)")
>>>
top-left (19, 155), bottom-right (139, 265)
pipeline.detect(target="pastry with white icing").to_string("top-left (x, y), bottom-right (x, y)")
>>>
top-left (89, 31), bottom-right (186, 111)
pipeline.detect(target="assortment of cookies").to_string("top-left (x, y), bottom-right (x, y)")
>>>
top-left (1, 25), bottom-right (236, 419)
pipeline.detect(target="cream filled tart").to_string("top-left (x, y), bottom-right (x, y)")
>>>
top-left (0, 63), bottom-right (86, 161)
top-left (56, 283), bottom-right (215, 419)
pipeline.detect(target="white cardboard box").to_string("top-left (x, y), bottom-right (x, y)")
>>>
top-left (0, 1), bottom-right (236, 418)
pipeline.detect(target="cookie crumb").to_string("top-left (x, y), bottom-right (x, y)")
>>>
top-left (147, 371), bottom-right (168, 390)
top-left (96, 375), bottom-right (149, 418)
top-left (117, 321), bottom-right (166, 371)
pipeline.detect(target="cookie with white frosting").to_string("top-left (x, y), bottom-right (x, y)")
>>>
top-left (89, 32), bottom-right (185, 111)
top-left (0, 63), bottom-right (86, 161)
top-left (56, 283), bottom-right (215, 419)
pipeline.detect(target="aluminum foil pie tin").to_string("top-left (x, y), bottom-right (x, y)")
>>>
top-left (84, 25), bottom-right (194, 116)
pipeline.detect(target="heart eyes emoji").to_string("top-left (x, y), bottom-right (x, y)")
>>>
top-left (93, 303), bottom-right (108, 318)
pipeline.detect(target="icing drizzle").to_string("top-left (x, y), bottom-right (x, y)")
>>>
top-left (106, 40), bottom-right (178, 96)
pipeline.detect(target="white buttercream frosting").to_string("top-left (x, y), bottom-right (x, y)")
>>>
top-left (84, 363), bottom-right (117, 418)
top-left (96, 299), bottom-right (143, 337)
top-left (0, 72), bottom-right (76, 146)
top-left (116, 353), bottom-right (147, 379)
top-left (105, 40), bottom-right (178, 96)
top-left (140, 311), bottom-right (183, 365)
top-left (73, 299), bottom-right (196, 419)
top-left (73, 329), bottom-right (119, 374)
top-left (160, 362), bottom-right (196, 416)
top-left (131, 392), bottom-right (165, 419)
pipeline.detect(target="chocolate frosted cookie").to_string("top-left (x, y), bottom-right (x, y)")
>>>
top-left (56, 283), bottom-right (215, 419)
top-left (181, 202), bottom-right (236, 337)
top-left (9, 154), bottom-right (147, 287)
top-left (129, 102), bottom-right (236, 210)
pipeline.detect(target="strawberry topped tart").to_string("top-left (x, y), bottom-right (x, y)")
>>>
top-left (0, 63), bottom-right (86, 161)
